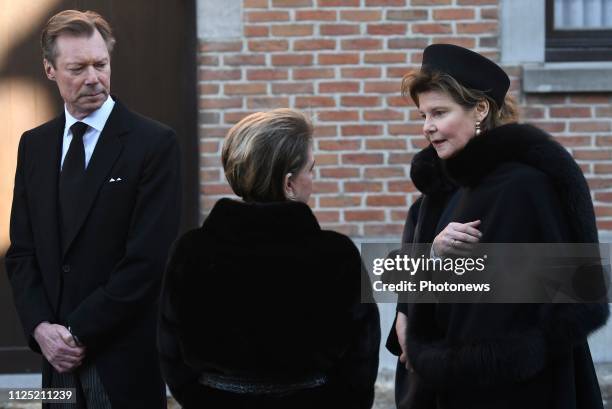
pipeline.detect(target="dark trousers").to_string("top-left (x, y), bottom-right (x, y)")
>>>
top-left (43, 361), bottom-right (112, 409)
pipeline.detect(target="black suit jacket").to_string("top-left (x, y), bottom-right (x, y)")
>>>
top-left (5, 99), bottom-right (181, 409)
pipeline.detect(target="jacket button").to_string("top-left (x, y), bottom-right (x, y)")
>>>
top-left (62, 265), bottom-right (71, 273)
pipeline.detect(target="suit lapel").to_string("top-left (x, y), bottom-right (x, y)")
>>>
top-left (62, 101), bottom-right (129, 256)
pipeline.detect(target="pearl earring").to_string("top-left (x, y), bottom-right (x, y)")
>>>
top-left (475, 121), bottom-right (481, 136)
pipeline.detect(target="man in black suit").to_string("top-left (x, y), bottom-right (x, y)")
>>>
top-left (5, 10), bottom-right (180, 408)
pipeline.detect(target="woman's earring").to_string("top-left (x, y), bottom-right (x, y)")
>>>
top-left (475, 121), bottom-right (481, 136)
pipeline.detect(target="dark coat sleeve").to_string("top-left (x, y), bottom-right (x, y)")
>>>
top-left (5, 132), bottom-right (55, 352)
top-left (65, 129), bottom-right (181, 346)
top-left (157, 233), bottom-right (201, 407)
top-left (406, 168), bottom-right (610, 388)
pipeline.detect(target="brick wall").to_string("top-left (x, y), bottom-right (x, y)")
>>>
top-left (198, 0), bottom-right (612, 237)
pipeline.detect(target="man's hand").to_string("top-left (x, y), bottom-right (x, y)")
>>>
top-left (33, 322), bottom-right (86, 373)
top-left (395, 311), bottom-right (409, 365)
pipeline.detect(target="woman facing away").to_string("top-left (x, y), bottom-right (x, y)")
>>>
top-left (386, 44), bottom-right (610, 409)
top-left (158, 108), bottom-right (380, 409)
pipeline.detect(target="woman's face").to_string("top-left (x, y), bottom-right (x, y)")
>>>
top-left (286, 144), bottom-right (315, 203)
top-left (417, 90), bottom-right (481, 160)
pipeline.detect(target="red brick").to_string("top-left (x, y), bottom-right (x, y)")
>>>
top-left (364, 167), bottom-right (406, 178)
top-left (319, 196), bottom-right (362, 207)
top-left (364, 109), bottom-right (404, 121)
top-left (432, 36), bottom-right (477, 49)
top-left (198, 55), bottom-right (219, 66)
top-left (597, 136), bottom-right (612, 146)
top-left (341, 125), bottom-right (383, 136)
top-left (341, 38), bottom-right (382, 50)
top-left (345, 210), bottom-right (385, 221)
top-left (326, 224), bottom-right (360, 236)
top-left (272, 25), bottom-right (314, 36)
top-left (595, 192), bottom-right (612, 202)
top-left (294, 39), bottom-right (336, 50)
top-left (529, 121), bottom-right (566, 133)
top-left (199, 41), bottom-right (242, 52)
top-left (320, 167), bottom-right (361, 178)
top-left (246, 11), bottom-right (289, 22)
top-left (296, 10), bottom-right (337, 20)
top-left (201, 169), bottom-right (221, 182)
top-left (342, 153), bottom-right (384, 164)
top-left (202, 184), bottom-right (233, 195)
top-left (295, 96), bottom-right (336, 108)
top-left (318, 53), bottom-right (360, 65)
top-left (389, 180), bottom-right (416, 192)
top-left (550, 107), bottom-right (591, 118)
top-left (244, 25), bottom-right (269, 37)
top-left (315, 154), bottom-right (339, 165)
top-left (341, 67), bottom-right (382, 78)
top-left (201, 140), bottom-right (220, 153)
top-left (576, 151), bottom-right (612, 161)
top-left (368, 24), bottom-right (407, 35)
top-left (198, 84), bottom-right (219, 95)
top-left (318, 0), bottom-right (360, 6)
top-left (588, 178), bottom-right (612, 189)
top-left (317, 110), bottom-right (360, 122)
top-left (392, 210), bottom-right (409, 221)
top-left (341, 96), bottom-right (381, 107)
top-left (272, 54), bottom-right (314, 66)
top-left (320, 24), bottom-right (360, 35)
top-left (365, 224), bottom-right (404, 236)
top-left (224, 83), bottom-right (266, 95)
top-left (554, 136), bottom-right (592, 147)
top-left (570, 95), bottom-right (611, 104)
top-left (387, 67), bottom-right (417, 78)
top-left (293, 68), bottom-right (336, 79)
top-left (411, 0), bottom-right (450, 4)
top-left (271, 82), bottom-right (314, 94)
top-left (314, 125), bottom-right (339, 138)
top-left (434, 8), bottom-right (476, 20)
top-left (313, 181), bottom-right (340, 193)
top-left (479, 36), bottom-right (498, 48)
top-left (200, 112), bottom-right (220, 124)
top-left (481, 8), bottom-right (498, 19)
top-left (244, 0), bottom-right (268, 7)
top-left (345, 181), bottom-right (383, 192)
top-left (525, 95), bottom-right (567, 104)
top-left (314, 210), bottom-right (340, 223)
top-left (387, 95), bottom-right (410, 107)
top-left (200, 127), bottom-right (230, 138)
top-left (318, 139), bottom-right (361, 150)
top-left (389, 124), bottom-right (422, 135)
top-left (596, 220), bottom-right (612, 230)
top-left (224, 111), bottom-right (256, 124)
top-left (521, 107), bottom-right (545, 119)
top-left (223, 54), bottom-right (266, 66)
top-left (248, 40), bottom-right (289, 52)
top-left (319, 81), bottom-right (360, 93)
top-left (389, 153), bottom-right (414, 164)
top-left (199, 98), bottom-right (243, 109)
top-left (199, 69), bottom-right (241, 81)
top-left (387, 9), bottom-right (428, 20)
top-left (366, 0), bottom-right (405, 5)
top-left (272, 0), bottom-right (313, 6)
top-left (364, 81), bottom-right (401, 93)
top-left (364, 53), bottom-right (407, 64)
top-left (457, 22), bottom-right (498, 34)
top-left (596, 107), bottom-right (612, 117)
top-left (569, 122), bottom-right (611, 133)
top-left (339, 10), bottom-right (381, 21)
top-left (595, 164), bottom-right (612, 174)
top-left (247, 97), bottom-right (290, 109)
top-left (247, 69), bottom-right (289, 81)
top-left (412, 138), bottom-right (430, 149)
top-left (366, 139), bottom-right (407, 150)
top-left (367, 195), bottom-right (406, 207)
top-left (412, 23), bottom-right (452, 34)
top-left (388, 38), bottom-right (429, 49)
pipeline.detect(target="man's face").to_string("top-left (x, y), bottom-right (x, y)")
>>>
top-left (44, 29), bottom-right (111, 119)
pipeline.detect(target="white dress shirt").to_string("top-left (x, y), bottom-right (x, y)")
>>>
top-left (61, 96), bottom-right (116, 170)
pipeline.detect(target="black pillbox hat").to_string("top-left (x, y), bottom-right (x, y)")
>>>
top-left (421, 43), bottom-right (510, 107)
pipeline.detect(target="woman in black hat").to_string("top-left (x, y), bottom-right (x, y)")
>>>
top-left (386, 44), bottom-right (609, 409)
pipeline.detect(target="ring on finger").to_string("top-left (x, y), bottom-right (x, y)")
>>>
top-left (452, 239), bottom-right (458, 247)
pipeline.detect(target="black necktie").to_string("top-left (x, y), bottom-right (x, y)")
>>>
top-left (59, 122), bottom-right (88, 248)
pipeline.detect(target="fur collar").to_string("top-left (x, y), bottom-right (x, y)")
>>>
top-left (202, 198), bottom-right (320, 241)
top-left (410, 123), bottom-right (597, 242)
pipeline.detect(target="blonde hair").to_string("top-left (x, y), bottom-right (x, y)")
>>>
top-left (402, 69), bottom-right (519, 132)
top-left (41, 10), bottom-right (115, 66)
top-left (222, 109), bottom-right (313, 202)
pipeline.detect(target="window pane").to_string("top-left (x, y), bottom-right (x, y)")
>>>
top-left (555, 0), bottom-right (612, 29)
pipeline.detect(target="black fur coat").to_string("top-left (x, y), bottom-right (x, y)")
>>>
top-left (391, 123), bottom-right (610, 409)
top-left (158, 198), bottom-right (380, 408)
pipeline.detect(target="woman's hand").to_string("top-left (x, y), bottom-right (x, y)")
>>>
top-left (432, 220), bottom-right (482, 258)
